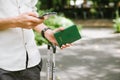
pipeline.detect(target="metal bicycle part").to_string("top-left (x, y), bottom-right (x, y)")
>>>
top-left (46, 44), bottom-right (56, 80)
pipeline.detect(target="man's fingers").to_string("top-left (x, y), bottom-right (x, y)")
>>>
top-left (60, 43), bottom-right (72, 49)
top-left (28, 16), bottom-right (43, 23)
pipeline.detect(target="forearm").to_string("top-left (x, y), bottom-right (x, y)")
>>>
top-left (0, 12), bottom-right (44, 30)
top-left (34, 23), bottom-right (55, 43)
top-left (0, 17), bottom-right (17, 30)
top-left (34, 23), bottom-right (50, 33)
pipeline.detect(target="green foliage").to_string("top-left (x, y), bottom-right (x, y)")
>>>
top-left (35, 2), bottom-right (82, 45)
top-left (44, 15), bottom-right (74, 29)
top-left (113, 9), bottom-right (120, 33)
top-left (113, 18), bottom-right (120, 33)
top-left (36, 1), bottom-right (41, 10)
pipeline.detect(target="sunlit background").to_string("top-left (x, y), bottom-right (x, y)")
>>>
top-left (35, 0), bottom-right (120, 80)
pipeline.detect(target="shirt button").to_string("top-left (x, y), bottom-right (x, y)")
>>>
top-left (25, 43), bottom-right (27, 45)
top-left (18, 6), bottom-right (21, 9)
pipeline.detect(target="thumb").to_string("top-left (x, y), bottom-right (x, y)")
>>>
top-left (54, 27), bottom-right (64, 33)
top-left (27, 12), bottom-right (38, 17)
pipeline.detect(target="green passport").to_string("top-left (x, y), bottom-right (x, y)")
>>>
top-left (54, 25), bottom-right (81, 47)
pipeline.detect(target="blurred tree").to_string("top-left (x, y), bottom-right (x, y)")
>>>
top-left (38, 0), bottom-right (68, 10)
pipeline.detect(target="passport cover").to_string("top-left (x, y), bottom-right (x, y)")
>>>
top-left (54, 25), bottom-right (81, 47)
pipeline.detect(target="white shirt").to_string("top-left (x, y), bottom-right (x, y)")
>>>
top-left (0, 0), bottom-right (41, 71)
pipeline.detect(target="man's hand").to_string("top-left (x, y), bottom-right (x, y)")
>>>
top-left (14, 12), bottom-right (44, 29)
top-left (0, 12), bottom-right (45, 30)
top-left (44, 27), bottom-right (72, 49)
